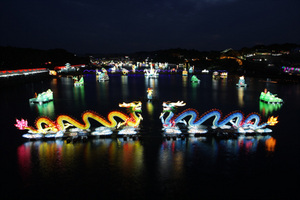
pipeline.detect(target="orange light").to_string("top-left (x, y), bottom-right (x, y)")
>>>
top-left (266, 137), bottom-right (276, 152)
top-left (267, 116), bottom-right (279, 126)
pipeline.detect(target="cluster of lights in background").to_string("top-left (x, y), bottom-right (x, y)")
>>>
top-left (0, 68), bottom-right (48, 77)
top-left (282, 66), bottom-right (300, 74)
top-left (220, 56), bottom-right (243, 65)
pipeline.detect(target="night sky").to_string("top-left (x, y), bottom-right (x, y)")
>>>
top-left (1, 0), bottom-right (300, 54)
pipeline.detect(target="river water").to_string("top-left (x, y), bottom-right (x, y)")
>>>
top-left (1, 73), bottom-right (299, 199)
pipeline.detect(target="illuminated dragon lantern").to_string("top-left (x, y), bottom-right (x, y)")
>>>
top-left (15, 101), bottom-right (143, 138)
top-left (160, 101), bottom-right (278, 134)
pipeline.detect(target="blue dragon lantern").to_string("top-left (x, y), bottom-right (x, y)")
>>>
top-left (159, 101), bottom-right (278, 135)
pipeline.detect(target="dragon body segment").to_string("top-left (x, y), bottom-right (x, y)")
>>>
top-left (56, 111), bottom-right (130, 130)
top-left (174, 109), bottom-right (244, 128)
top-left (160, 101), bottom-right (278, 134)
top-left (15, 101), bottom-right (142, 137)
top-left (25, 117), bottom-right (59, 134)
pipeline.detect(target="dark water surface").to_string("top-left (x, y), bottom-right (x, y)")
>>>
top-left (1, 74), bottom-right (299, 199)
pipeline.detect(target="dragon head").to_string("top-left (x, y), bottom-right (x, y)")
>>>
top-left (162, 101), bottom-right (186, 112)
top-left (119, 101), bottom-right (142, 113)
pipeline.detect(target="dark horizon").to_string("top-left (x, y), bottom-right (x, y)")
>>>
top-left (1, 0), bottom-right (300, 55)
top-left (1, 42), bottom-right (300, 57)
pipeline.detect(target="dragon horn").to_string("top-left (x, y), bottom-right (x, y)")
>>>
top-left (172, 101), bottom-right (186, 107)
top-left (119, 102), bottom-right (129, 107)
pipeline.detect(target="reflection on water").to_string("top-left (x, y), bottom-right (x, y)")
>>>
top-left (182, 76), bottom-right (188, 88)
top-left (182, 76), bottom-right (188, 100)
top-left (191, 82), bottom-right (199, 89)
top-left (17, 143), bottom-right (32, 181)
top-left (145, 77), bottom-right (158, 99)
top-left (121, 76), bottom-right (129, 99)
top-left (237, 87), bottom-right (245, 107)
top-left (145, 76), bottom-right (158, 88)
top-left (159, 135), bottom-right (276, 165)
top-left (18, 136), bottom-right (276, 177)
top-left (157, 135), bottom-right (276, 181)
top-left (50, 78), bottom-right (58, 99)
top-left (73, 85), bottom-right (86, 108)
top-left (146, 101), bottom-right (154, 119)
top-left (191, 81), bottom-right (200, 102)
top-left (17, 133), bottom-right (276, 198)
top-left (160, 140), bottom-right (185, 178)
top-left (17, 139), bottom-right (144, 180)
top-left (212, 79), bottom-right (218, 104)
top-left (221, 78), bottom-right (227, 88)
top-left (212, 78), bottom-right (228, 104)
top-left (58, 77), bottom-right (75, 109)
top-left (212, 78), bottom-right (218, 90)
top-left (30, 101), bottom-right (56, 119)
top-left (259, 101), bottom-right (282, 117)
top-left (265, 137), bottom-right (276, 152)
top-left (96, 80), bottom-right (109, 102)
top-left (238, 135), bottom-right (276, 152)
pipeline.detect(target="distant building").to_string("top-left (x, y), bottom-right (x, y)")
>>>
top-left (243, 49), bottom-right (284, 67)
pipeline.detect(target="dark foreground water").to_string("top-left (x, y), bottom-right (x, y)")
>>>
top-left (1, 73), bottom-right (299, 199)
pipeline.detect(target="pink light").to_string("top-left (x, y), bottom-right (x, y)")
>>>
top-left (15, 119), bottom-right (28, 130)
